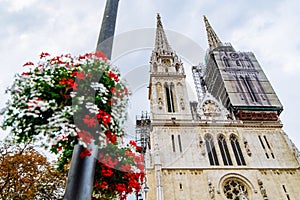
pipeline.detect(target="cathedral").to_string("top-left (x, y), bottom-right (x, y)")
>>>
top-left (139, 14), bottom-right (300, 200)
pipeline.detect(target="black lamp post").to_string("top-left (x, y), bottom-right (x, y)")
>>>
top-left (64, 0), bottom-right (120, 199)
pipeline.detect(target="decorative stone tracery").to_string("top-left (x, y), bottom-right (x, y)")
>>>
top-left (222, 178), bottom-right (249, 200)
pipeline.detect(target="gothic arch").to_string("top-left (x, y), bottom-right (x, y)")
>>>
top-left (230, 134), bottom-right (246, 166)
top-left (204, 134), bottom-right (219, 165)
top-left (164, 82), bottom-right (176, 112)
top-left (217, 134), bottom-right (233, 166)
top-left (217, 173), bottom-right (256, 200)
top-left (156, 82), bottom-right (163, 108)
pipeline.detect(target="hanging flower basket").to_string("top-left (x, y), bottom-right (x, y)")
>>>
top-left (1, 52), bottom-right (144, 199)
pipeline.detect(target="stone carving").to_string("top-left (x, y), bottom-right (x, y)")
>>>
top-left (158, 97), bottom-right (163, 110)
top-left (258, 179), bottom-right (268, 200)
top-left (208, 180), bottom-right (215, 200)
top-left (243, 137), bottom-right (252, 156)
top-left (199, 136), bottom-right (206, 156)
top-left (197, 92), bottom-right (230, 120)
top-left (239, 186), bottom-right (249, 200)
top-left (180, 98), bottom-right (185, 110)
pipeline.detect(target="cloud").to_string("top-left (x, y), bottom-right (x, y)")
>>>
top-left (0, 0), bottom-right (299, 150)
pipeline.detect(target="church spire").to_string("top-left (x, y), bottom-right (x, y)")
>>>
top-left (203, 15), bottom-right (223, 50)
top-left (154, 13), bottom-right (172, 53)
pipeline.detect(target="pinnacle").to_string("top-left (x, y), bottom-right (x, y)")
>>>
top-left (154, 13), bottom-right (172, 53)
top-left (203, 15), bottom-right (223, 50)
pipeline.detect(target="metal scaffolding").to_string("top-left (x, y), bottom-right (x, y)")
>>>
top-left (192, 64), bottom-right (206, 103)
top-left (135, 111), bottom-right (151, 154)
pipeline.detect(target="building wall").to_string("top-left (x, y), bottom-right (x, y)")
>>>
top-left (145, 121), bottom-right (300, 199)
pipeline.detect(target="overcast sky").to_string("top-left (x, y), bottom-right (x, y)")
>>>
top-left (1, 0), bottom-right (299, 152)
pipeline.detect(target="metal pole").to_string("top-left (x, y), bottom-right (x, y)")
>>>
top-left (64, 144), bottom-right (98, 200)
top-left (64, 0), bottom-right (120, 199)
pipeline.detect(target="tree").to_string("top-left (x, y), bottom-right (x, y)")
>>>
top-left (0, 142), bottom-right (67, 199)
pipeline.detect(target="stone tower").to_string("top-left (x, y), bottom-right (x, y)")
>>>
top-left (143, 15), bottom-right (300, 200)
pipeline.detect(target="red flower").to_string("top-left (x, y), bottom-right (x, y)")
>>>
top-left (100, 181), bottom-right (108, 189)
top-left (107, 71), bottom-right (119, 82)
top-left (125, 149), bottom-right (135, 158)
top-left (94, 51), bottom-right (107, 61)
top-left (96, 110), bottom-right (111, 126)
top-left (107, 99), bottom-right (114, 105)
top-left (101, 167), bottom-right (114, 177)
top-left (120, 164), bottom-right (131, 172)
top-left (61, 135), bottom-right (68, 141)
top-left (40, 52), bottom-right (50, 59)
top-left (116, 183), bottom-right (127, 193)
top-left (59, 78), bottom-right (67, 85)
top-left (50, 56), bottom-right (64, 64)
top-left (110, 86), bottom-right (116, 93)
top-left (83, 114), bottom-right (97, 128)
top-left (105, 130), bottom-right (117, 144)
top-left (21, 72), bottom-right (30, 76)
top-left (102, 155), bottom-right (118, 168)
top-left (77, 130), bottom-right (94, 144)
top-left (59, 78), bottom-right (77, 90)
top-left (79, 148), bottom-right (91, 158)
top-left (70, 81), bottom-right (78, 90)
top-left (23, 62), bottom-right (34, 67)
top-left (129, 140), bottom-right (137, 147)
top-left (72, 71), bottom-right (85, 80)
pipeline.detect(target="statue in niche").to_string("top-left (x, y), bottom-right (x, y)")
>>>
top-left (258, 179), bottom-right (268, 199)
top-left (208, 181), bottom-right (215, 200)
top-left (180, 98), bottom-right (185, 110)
top-left (243, 138), bottom-right (252, 156)
top-left (158, 97), bottom-right (163, 110)
top-left (239, 187), bottom-right (249, 200)
top-left (199, 136), bottom-right (206, 156)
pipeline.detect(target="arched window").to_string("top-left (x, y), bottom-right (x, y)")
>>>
top-left (223, 178), bottom-right (249, 199)
top-left (218, 135), bottom-right (233, 165)
top-left (205, 134), bottom-right (219, 165)
top-left (230, 135), bottom-right (246, 165)
top-left (165, 83), bottom-right (175, 112)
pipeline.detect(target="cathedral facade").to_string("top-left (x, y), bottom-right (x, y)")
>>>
top-left (142, 14), bottom-right (300, 200)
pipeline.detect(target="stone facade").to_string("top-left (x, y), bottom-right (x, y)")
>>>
top-left (142, 14), bottom-right (300, 200)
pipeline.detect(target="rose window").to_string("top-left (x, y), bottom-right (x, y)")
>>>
top-left (223, 179), bottom-right (248, 200)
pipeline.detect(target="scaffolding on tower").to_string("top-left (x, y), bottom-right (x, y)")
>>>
top-left (135, 111), bottom-right (151, 154)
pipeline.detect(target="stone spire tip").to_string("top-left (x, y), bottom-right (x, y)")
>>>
top-left (203, 16), bottom-right (223, 51)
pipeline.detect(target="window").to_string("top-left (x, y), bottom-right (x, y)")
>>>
top-left (258, 135), bottom-right (275, 159)
top-left (218, 134), bottom-right (233, 165)
top-left (264, 136), bottom-right (275, 159)
top-left (223, 179), bottom-right (249, 199)
top-left (171, 135), bottom-right (175, 152)
top-left (205, 134), bottom-right (219, 165)
top-left (258, 135), bottom-right (269, 159)
top-left (165, 83), bottom-right (175, 112)
top-left (178, 135), bottom-right (182, 152)
top-left (230, 135), bottom-right (246, 165)
top-left (282, 185), bottom-right (290, 200)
